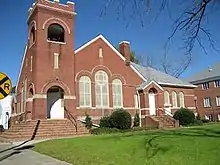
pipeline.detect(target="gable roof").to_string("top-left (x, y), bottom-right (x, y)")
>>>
top-left (131, 62), bottom-right (196, 88)
top-left (187, 62), bottom-right (220, 84)
top-left (74, 34), bottom-right (147, 82)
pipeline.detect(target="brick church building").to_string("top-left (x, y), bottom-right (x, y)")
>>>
top-left (12, 0), bottom-right (197, 128)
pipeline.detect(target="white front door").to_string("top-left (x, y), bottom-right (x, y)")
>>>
top-left (149, 94), bottom-right (156, 115)
top-left (47, 92), bottom-right (64, 119)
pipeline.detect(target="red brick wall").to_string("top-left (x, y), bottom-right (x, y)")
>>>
top-left (194, 81), bottom-right (220, 120)
top-left (75, 38), bottom-right (143, 118)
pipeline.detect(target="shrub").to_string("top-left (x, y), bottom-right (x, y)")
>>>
top-left (100, 116), bottom-right (112, 128)
top-left (201, 119), bottom-right (210, 123)
top-left (0, 125), bottom-right (4, 132)
top-left (110, 108), bottom-right (132, 130)
top-left (193, 119), bottom-right (203, 126)
top-left (90, 127), bottom-right (119, 135)
top-left (173, 108), bottom-right (195, 126)
top-left (85, 113), bottom-right (93, 130)
top-left (133, 112), bottom-right (140, 127)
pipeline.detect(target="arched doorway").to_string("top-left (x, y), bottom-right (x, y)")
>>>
top-left (148, 88), bottom-right (157, 115)
top-left (47, 86), bottom-right (64, 119)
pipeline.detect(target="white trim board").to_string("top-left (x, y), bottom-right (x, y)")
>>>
top-left (16, 45), bottom-right (27, 92)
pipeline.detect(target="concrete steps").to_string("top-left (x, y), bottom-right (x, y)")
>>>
top-left (0, 119), bottom-right (89, 142)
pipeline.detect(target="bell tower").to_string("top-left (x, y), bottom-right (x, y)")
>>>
top-left (25, 0), bottom-right (76, 119)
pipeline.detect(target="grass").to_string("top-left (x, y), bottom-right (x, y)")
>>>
top-left (33, 124), bottom-right (220, 165)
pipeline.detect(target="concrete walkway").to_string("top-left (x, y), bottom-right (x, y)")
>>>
top-left (0, 141), bottom-right (71, 165)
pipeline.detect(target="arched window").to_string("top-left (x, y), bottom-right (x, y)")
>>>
top-left (112, 79), bottom-right (123, 108)
top-left (164, 91), bottom-right (170, 105)
top-left (47, 23), bottom-right (65, 42)
top-left (179, 92), bottom-right (185, 108)
top-left (95, 70), bottom-right (109, 108)
top-left (30, 26), bottom-right (35, 45)
top-left (172, 91), bottom-right (178, 108)
top-left (79, 76), bottom-right (91, 107)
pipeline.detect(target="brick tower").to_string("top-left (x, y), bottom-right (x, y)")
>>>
top-left (16, 0), bottom-right (76, 120)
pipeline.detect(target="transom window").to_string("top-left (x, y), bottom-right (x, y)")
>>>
top-left (214, 80), bottom-right (220, 87)
top-left (203, 97), bottom-right (211, 108)
top-left (202, 82), bottom-right (209, 90)
top-left (79, 76), bottom-right (91, 107)
top-left (112, 79), bottom-right (123, 108)
top-left (95, 71), bottom-right (109, 108)
top-left (47, 23), bottom-right (65, 42)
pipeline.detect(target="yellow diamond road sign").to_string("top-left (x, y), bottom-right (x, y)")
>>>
top-left (0, 72), bottom-right (12, 100)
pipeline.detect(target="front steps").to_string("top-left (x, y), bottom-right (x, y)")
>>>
top-left (0, 119), bottom-right (89, 142)
top-left (144, 115), bottom-right (179, 129)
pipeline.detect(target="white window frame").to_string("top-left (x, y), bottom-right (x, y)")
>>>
top-left (216, 96), bottom-right (220, 107)
top-left (164, 91), bottom-right (170, 106)
top-left (95, 70), bottom-right (109, 108)
top-left (202, 82), bottom-right (209, 90)
top-left (172, 91), bottom-right (178, 108)
top-left (54, 53), bottom-right (59, 69)
top-left (214, 80), bottom-right (220, 88)
top-left (112, 79), bottom-right (123, 108)
top-left (203, 97), bottom-right (211, 108)
top-left (179, 92), bottom-right (185, 108)
top-left (79, 76), bottom-right (92, 107)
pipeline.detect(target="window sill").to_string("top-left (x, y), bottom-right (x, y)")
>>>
top-left (29, 42), bottom-right (35, 49)
top-left (47, 40), bottom-right (66, 45)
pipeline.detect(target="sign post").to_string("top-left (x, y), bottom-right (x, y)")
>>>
top-left (0, 72), bottom-right (12, 100)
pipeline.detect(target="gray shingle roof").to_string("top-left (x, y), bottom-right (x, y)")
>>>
top-left (131, 62), bottom-right (196, 88)
top-left (186, 62), bottom-right (220, 84)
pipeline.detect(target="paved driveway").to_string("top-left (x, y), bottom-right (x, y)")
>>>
top-left (0, 141), bottom-right (71, 165)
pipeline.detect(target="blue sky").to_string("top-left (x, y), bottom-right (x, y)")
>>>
top-left (0, 0), bottom-right (220, 86)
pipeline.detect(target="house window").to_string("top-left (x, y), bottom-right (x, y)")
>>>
top-left (95, 70), bottom-right (109, 108)
top-left (164, 91), bottom-right (170, 105)
top-left (54, 53), bottom-right (59, 69)
top-left (30, 26), bottom-right (35, 44)
top-left (112, 79), bottom-right (123, 108)
top-left (79, 76), bottom-right (91, 107)
top-left (47, 23), bottom-right (65, 43)
top-left (203, 97), bottom-right (211, 108)
top-left (214, 80), bottom-right (220, 87)
top-left (216, 96), bottom-right (220, 106)
top-left (202, 82), bottom-right (209, 90)
top-left (172, 91), bottom-right (178, 108)
top-left (179, 92), bottom-right (185, 108)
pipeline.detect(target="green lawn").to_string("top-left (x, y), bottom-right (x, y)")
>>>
top-left (33, 124), bottom-right (220, 165)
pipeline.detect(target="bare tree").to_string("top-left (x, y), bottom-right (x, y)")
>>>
top-left (101, 0), bottom-right (220, 77)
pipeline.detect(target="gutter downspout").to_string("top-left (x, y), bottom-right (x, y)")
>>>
top-left (136, 90), bottom-right (141, 127)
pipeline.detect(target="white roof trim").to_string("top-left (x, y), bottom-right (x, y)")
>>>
top-left (158, 82), bottom-right (197, 88)
top-left (74, 34), bottom-right (147, 82)
top-left (142, 80), bottom-right (164, 91)
top-left (119, 41), bottom-right (130, 45)
top-left (16, 45), bottom-right (27, 92)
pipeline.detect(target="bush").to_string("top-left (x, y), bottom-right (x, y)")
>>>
top-left (100, 116), bottom-right (112, 128)
top-left (193, 119), bottom-right (203, 126)
top-left (90, 127), bottom-right (119, 135)
top-left (85, 113), bottom-right (93, 130)
top-left (133, 112), bottom-right (140, 127)
top-left (201, 119), bottom-right (210, 123)
top-left (110, 108), bottom-right (132, 130)
top-left (0, 125), bottom-right (4, 132)
top-left (173, 108), bottom-right (195, 126)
